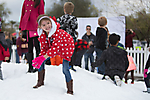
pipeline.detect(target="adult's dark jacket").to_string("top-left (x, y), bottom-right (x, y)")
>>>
top-left (93, 46), bottom-right (129, 79)
top-left (82, 32), bottom-right (95, 53)
top-left (6, 39), bottom-right (13, 49)
top-left (0, 32), bottom-right (8, 50)
top-left (94, 27), bottom-right (107, 50)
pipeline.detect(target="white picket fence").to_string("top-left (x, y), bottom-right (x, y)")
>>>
top-left (11, 45), bottom-right (149, 77)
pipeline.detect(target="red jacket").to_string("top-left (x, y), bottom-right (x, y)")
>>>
top-left (19, 0), bottom-right (44, 31)
top-left (0, 44), bottom-right (10, 60)
top-left (38, 17), bottom-right (75, 61)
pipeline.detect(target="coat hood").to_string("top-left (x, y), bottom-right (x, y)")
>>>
top-left (38, 16), bottom-right (60, 37)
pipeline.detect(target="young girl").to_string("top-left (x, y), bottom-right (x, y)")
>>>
top-left (124, 55), bottom-right (136, 84)
top-left (19, 0), bottom-right (45, 73)
top-left (32, 15), bottom-right (75, 95)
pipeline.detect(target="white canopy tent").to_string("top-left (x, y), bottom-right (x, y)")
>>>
top-left (77, 16), bottom-right (126, 45)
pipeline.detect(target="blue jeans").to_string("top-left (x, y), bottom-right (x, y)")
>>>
top-left (16, 49), bottom-right (20, 63)
top-left (84, 52), bottom-right (94, 71)
top-left (38, 58), bottom-right (72, 82)
top-left (63, 59), bottom-right (72, 82)
top-left (95, 48), bottom-right (105, 75)
top-left (38, 57), bottom-right (50, 72)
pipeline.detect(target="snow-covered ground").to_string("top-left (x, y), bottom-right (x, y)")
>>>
top-left (0, 62), bottom-right (149, 100)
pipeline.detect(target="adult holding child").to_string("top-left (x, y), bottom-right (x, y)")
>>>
top-left (19, 0), bottom-right (45, 73)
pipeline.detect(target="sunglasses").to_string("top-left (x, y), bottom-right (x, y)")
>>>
top-left (86, 28), bottom-right (91, 30)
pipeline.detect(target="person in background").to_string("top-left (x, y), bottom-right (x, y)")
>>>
top-left (92, 33), bottom-right (129, 86)
top-left (125, 29), bottom-right (136, 48)
top-left (16, 32), bottom-right (28, 63)
top-left (57, 2), bottom-right (78, 72)
top-left (94, 16), bottom-right (108, 75)
top-left (0, 18), bottom-right (10, 80)
top-left (105, 27), bottom-right (110, 48)
top-left (19, 0), bottom-right (45, 73)
top-left (69, 31), bottom-right (89, 68)
top-left (143, 47), bottom-right (150, 93)
top-left (124, 55), bottom-right (136, 84)
top-left (12, 32), bottom-right (20, 63)
top-left (4, 31), bottom-right (13, 62)
top-left (82, 25), bottom-right (95, 72)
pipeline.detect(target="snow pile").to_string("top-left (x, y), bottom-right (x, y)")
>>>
top-left (0, 62), bottom-right (149, 100)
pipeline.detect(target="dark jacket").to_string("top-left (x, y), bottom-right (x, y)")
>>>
top-left (82, 32), bottom-right (95, 53)
top-left (0, 32), bottom-right (8, 50)
top-left (94, 27), bottom-right (107, 50)
top-left (93, 46), bottom-right (129, 79)
top-left (57, 14), bottom-right (78, 41)
top-left (5, 39), bottom-right (13, 50)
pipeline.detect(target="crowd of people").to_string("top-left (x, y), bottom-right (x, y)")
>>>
top-left (0, 0), bottom-right (150, 95)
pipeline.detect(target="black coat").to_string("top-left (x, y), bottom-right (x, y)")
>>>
top-left (93, 46), bottom-right (129, 79)
top-left (94, 27), bottom-right (107, 50)
top-left (82, 32), bottom-right (95, 53)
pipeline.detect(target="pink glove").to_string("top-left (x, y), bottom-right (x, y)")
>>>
top-left (32, 55), bottom-right (46, 69)
top-left (144, 69), bottom-right (148, 78)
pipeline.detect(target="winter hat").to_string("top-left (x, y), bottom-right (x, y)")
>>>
top-left (0, 17), bottom-right (2, 31)
top-left (12, 33), bottom-right (17, 36)
top-left (37, 15), bottom-right (57, 37)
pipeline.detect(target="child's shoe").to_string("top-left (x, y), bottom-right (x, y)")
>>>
top-left (125, 80), bottom-right (127, 84)
top-left (114, 75), bottom-right (122, 86)
top-left (105, 75), bottom-right (114, 83)
top-left (147, 88), bottom-right (150, 93)
top-left (131, 82), bottom-right (134, 84)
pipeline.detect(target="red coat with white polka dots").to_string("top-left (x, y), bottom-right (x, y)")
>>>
top-left (38, 29), bottom-right (75, 61)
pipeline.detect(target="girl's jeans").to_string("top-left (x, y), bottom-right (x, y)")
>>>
top-left (38, 58), bottom-right (72, 82)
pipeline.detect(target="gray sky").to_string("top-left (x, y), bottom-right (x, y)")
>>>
top-left (1, 0), bottom-right (104, 22)
top-left (1, 0), bottom-right (148, 22)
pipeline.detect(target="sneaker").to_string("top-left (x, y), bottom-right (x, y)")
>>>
top-left (114, 75), bottom-right (122, 86)
top-left (147, 88), bottom-right (150, 93)
top-left (105, 75), bottom-right (114, 83)
top-left (69, 65), bottom-right (76, 72)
